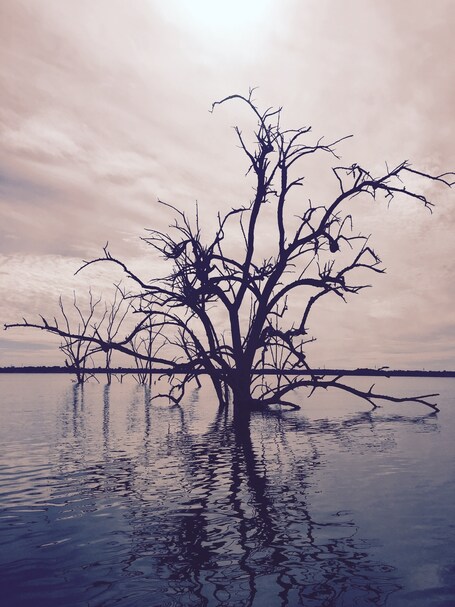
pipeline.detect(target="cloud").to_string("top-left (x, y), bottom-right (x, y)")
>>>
top-left (0, 0), bottom-right (454, 368)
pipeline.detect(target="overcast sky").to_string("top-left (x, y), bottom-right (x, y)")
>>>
top-left (1, 0), bottom-right (454, 369)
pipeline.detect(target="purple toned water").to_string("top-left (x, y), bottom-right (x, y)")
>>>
top-left (0, 374), bottom-right (454, 606)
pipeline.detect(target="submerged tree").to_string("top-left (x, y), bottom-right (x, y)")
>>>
top-left (5, 91), bottom-right (453, 412)
top-left (97, 286), bottom-right (132, 384)
top-left (57, 291), bottom-right (102, 384)
top-left (130, 321), bottom-right (165, 387)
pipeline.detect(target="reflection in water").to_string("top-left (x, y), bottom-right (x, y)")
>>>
top-left (0, 378), bottom-right (446, 607)
top-left (147, 408), bottom-right (404, 606)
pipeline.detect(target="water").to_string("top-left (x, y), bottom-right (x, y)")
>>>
top-left (0, 374), bottom-right (454, 607)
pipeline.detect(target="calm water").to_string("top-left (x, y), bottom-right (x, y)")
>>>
top-left (0, 374), bottom-right (454, 607)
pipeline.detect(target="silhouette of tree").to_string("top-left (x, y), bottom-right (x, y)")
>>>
top-left (96, 286), bottom-right (131, 384)
top-left (5, 91), bottom-right (453, 412)
top-left (57, 290), bottom-right (102, 384)
top-left (130, 321), bottom-right (165, 386)
top-left (8, 288), bottom-right (131, 384)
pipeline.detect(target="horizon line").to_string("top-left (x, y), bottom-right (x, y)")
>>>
top-left (1, 366), bottom-right (454, 378)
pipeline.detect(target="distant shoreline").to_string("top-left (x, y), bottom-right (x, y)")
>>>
top-left (1, 366), bottom-right (454, 378)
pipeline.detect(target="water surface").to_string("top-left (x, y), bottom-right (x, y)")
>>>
top-left (0, 374), bottom-right (454, 606)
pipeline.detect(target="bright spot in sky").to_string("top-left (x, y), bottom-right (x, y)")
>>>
top-left (153, 0), bottom-right (277, 51)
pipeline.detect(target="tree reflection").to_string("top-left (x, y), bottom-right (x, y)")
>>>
top-left (54, 384), bottom-right (439, 606)
top-left (147, 407), bottom-right (403, 606)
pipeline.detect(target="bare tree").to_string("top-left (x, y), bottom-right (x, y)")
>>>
top-left (58, 291), bottom-right (102, 383)
top-left (5, 91), bottom-right (453, 412)
top-left (130, 320), bottom-right (165, 386)
top-left (96, 285), bottom-right (131, 384)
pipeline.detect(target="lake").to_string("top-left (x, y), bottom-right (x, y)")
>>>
top-left (0, 374), bottom-right (454, 606)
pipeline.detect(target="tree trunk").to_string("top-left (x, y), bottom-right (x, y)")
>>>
top-left (75, 366), bottom-right (84, 384)
top-left (231, 368), bottom-right (254, 424)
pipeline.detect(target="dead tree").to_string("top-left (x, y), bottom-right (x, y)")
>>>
top-left (5, 91), bottom-right (453, 412)
top-left (130, 321), bottom-right (165, 386)
top-left (57, 291), bottom-right (102, 383)
top-left (96, 286), bottom-right (131, 384)
top-left (6, 286), bottom-right (173, 376)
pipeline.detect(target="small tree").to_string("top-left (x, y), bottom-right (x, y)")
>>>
top-left (130, 321), bottom-right (165, 386)
top-left (6, 91), bottom-right (453, 412)
top-left (96, 286), bottom-right (131, 384)
top-left (57, 291), bottom-right (102, 384)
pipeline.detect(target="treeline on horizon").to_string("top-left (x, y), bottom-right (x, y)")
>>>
top-left (1, 365), bottom-right (454, 378)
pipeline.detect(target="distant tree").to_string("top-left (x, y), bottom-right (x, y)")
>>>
top-left (58, 290), bottom-right (102, 384)
top-left (5, 91), bottom-right (453, 412)
top-left (96, 286), bottom-right (131, 384)
top-left (8, 287), bottom-right (138, 384)
top-left (130, 321), bottom-right (164, 386)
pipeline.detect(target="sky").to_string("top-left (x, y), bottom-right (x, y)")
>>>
top-left (0, 0), bottom-right (454, 369)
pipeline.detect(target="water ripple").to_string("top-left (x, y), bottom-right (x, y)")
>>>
top-left (1, 376), bottom-right (454, 606)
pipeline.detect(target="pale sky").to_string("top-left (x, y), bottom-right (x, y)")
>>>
top-left (1, 0), bottom-right (454, 369)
